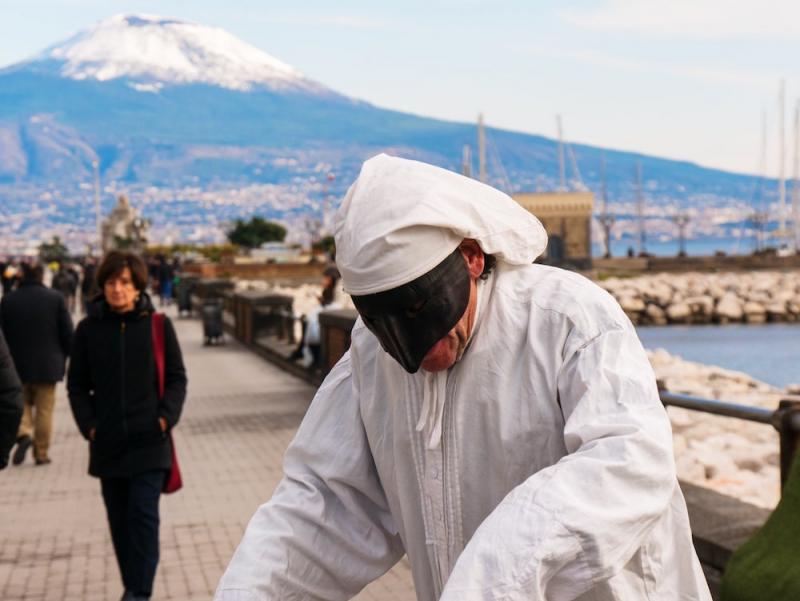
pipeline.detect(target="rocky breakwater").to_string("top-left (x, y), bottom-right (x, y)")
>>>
top-left (649, 349), bottom-right (800, 509)
top-left (234, 280), bottom-right (793, 507)
top-left (600, 271), bottom-right (800, 326)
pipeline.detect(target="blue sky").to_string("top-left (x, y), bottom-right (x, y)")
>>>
top-left (1, 0), bottom-right (798, 176)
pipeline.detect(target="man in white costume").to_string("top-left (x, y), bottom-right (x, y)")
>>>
top-left (216, 154), bottom-right (711, 601)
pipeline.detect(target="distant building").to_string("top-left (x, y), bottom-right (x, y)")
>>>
top-left (249, 242), bottom-right (303, 263)
top-left (101, 194), bottom-right (149, 254)
top-left (513, 191), bottom-right (594, 268)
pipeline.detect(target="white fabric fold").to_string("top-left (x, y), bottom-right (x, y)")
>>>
top-left (334, 154), bottom-right (548, 295)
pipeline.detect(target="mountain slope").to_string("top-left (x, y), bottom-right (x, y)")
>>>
top-left (0, 13), bottom-right (772, 238)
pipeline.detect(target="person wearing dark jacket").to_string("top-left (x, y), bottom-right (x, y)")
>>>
top-left (1, 262), bottom-right (73, 465)
top-left (68, 251), bottom-right (187, 601)
top-left (81, 258), bottom-right (98, 314)
top-left (157, 256), bottom-right (174, 306)
top-left (0, 327), bottom-right (22, 469)
top-left (52, 263), bottom-right (79, 313)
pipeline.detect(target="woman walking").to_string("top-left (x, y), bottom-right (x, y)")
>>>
top-left (68, 251), bottom-right (187, 601)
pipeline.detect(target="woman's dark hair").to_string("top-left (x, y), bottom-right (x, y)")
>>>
top-left (96, 251), bottom-right (148, 292)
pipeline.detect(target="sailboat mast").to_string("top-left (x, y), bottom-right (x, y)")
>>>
top-left (794, 99), bottom-right (800, 251)
top-left (601, 152), bottom-right (608, 216)
top-left (462, 145), bottom-right (472, 178)
top-left (636, 160), bottom-right (645, 255)
top-left (477, 113), bottom-right (487, 183)
top-left (556, 115), bottom-right (566, 191)
top-left (779, 79), bottom-right (786, 240)
top-left (753, 108), bottom-right (769, 252)
top-left (600, 151), bottom-right (614, 258)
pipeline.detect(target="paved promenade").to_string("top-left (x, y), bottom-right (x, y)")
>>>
top-left (0, 307), bottom-right (415, 601)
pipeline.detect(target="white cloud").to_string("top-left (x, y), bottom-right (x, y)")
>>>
top-left (513, 43), bottom-right (778, 88)
top-left (315, 15), bottom-right (385, 29)
top-left (562, 0), bottom-right (800, 40)
top-left (260, 14), bottom-right (385, 30)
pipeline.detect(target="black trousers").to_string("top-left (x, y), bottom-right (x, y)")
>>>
top-left (101, 470), bottom-right (165, 598)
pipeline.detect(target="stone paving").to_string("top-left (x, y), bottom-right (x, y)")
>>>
top-left (0, 306), bottom-right (416, 601)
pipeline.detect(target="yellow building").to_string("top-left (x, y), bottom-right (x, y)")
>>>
top-left (513, 191), bottom-right (594, 267)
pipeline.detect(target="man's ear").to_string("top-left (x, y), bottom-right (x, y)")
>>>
top-left (459, 239), bottom-right (484, 279)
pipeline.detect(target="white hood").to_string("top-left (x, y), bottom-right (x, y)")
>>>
top-left (333, 154), bottom-right (548, 295)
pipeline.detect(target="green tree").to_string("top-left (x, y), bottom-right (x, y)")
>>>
top-left (227, 217), bottom-right (287, 249)
top-left (38, 236), bottom-right (69, 264)
top-left (312, 235), bottom-right (336, 258)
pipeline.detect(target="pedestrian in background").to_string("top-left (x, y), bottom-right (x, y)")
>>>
top-left (52, 263), bottom-right (79, 314)
top-left (81, 257), bottom-right (99, 313)
top-left (0, 327), bottom-right (22, 470)
top-left (68, 250), bottom-right (187, 601)
top-left (1, 262), bottom-right (73, 466)
top-left (290, 265), bottom-right (348, 367)
top-left (1, 261), bottom-right (19, 296)
top-left (157, 255), bottom-right (174, 306)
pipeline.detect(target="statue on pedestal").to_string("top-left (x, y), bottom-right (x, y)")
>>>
top-left (101, 194), bottom-right (149, 254)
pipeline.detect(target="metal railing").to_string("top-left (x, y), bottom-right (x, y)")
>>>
top-left (658, 386), bottom-right (800, 493)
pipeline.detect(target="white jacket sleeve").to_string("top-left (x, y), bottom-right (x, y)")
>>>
top-left (440, 325), bottom-right (676, 600)
top-left (215, 351), bottom-right (405, 601)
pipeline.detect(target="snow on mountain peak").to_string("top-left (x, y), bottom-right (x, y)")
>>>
top-left (37, 14), bottom-right (325, 93)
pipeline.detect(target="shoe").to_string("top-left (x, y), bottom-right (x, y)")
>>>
top-left (34, 457), bottom-right (52, 466)
top-left (12, 435), bottom-right (32, 465)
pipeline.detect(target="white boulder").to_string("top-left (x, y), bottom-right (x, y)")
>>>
top-left (666, 301), bottom-right (692, 323)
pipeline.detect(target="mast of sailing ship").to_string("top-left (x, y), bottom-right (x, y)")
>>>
top-left (793, 99), bottom-right (800, 252)
top-left (477, 113), bottom-right (487, 183)
top-left (778, 79), bottom-right (787, 244)
top-left (636, 161), bottom-right (645, 256)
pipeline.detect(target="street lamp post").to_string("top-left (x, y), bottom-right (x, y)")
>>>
top-left (92, 159), bottom-right (101, 256)
top-left (599, 214), bottom-right (616, 258)
top-left (673, 213), bottom-right (691, 257)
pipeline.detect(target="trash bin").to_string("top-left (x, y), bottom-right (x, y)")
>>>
top-left (176, 281), bottom-right (192, 316)
top-left (202, 300), bottom-right (224, 345)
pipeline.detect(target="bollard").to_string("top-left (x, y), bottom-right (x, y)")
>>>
top-left (777, 400), bottom-right (800, 491)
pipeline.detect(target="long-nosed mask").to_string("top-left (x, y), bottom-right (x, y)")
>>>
top-left (351, 248), bottom-right (470, 374)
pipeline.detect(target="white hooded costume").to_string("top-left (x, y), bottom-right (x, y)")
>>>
top-left (215, 155), bottom-right (711, 601)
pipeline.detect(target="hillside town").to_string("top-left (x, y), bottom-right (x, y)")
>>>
top-left (1, 7), bottom-right (800, 601)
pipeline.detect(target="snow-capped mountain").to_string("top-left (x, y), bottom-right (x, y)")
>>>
top-left (0, 11), bottom-right (765, 234)
top-left (21, 13), bottom-right (329, 94)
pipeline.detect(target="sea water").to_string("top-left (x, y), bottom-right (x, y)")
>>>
top-left (636, 323), bottom-right (800, 388)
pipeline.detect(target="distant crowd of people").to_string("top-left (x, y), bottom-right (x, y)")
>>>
top-left (0, 251), bottom-right (188, 601)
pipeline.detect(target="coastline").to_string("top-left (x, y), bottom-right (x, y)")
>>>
top-left (599, 270), bottom-right (800, 326)
top-left (649, 348), bottom-right (789, 509)
top-left (232, 276), bottom-right (792, 508)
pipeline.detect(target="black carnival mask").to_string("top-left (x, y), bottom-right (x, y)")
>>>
top-left (352, 248), bottom-right (471, 374)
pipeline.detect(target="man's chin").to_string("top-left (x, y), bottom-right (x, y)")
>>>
top-left (420, 339), bottom-right (456, 372)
